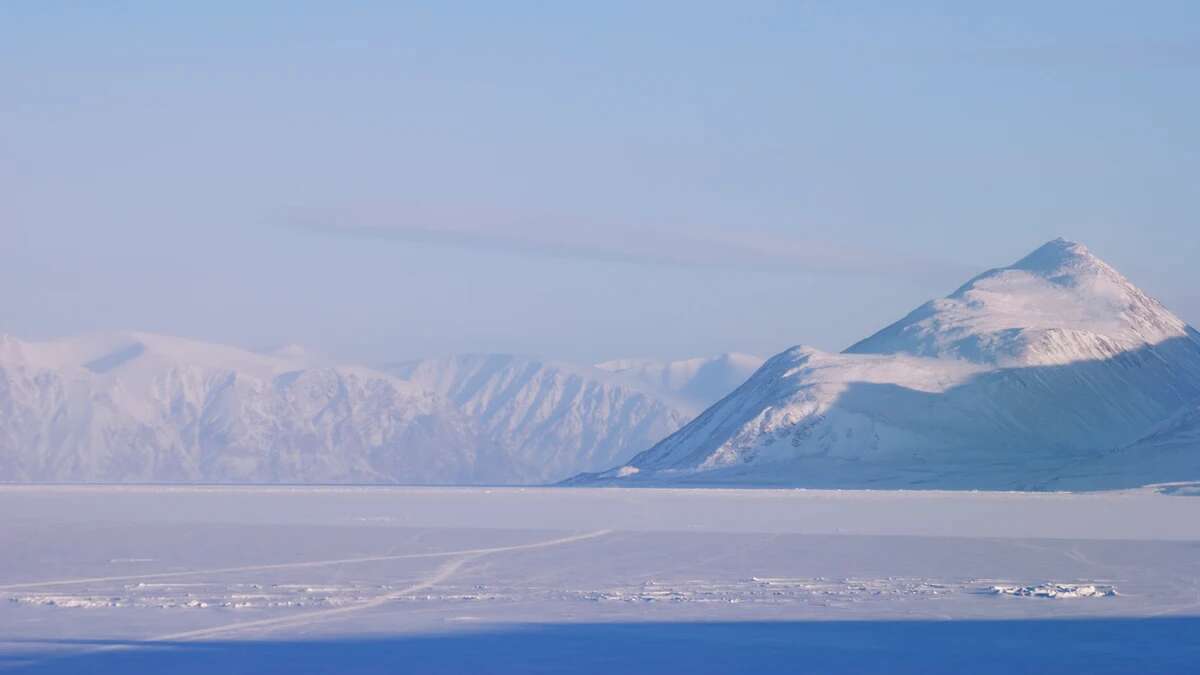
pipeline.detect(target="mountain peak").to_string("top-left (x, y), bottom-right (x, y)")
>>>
top-left (846, 239), bottom-right (1194, 366)
top-left (1008, 238), bottom-right (1106, 279)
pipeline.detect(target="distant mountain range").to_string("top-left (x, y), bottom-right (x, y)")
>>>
top-left (572, 239), bottom-right (1200, 489)
top-left (0, 330), bottom-right (756, 484)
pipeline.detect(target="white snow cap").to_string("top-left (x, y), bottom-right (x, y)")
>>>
top-left (845, 238), bottom-right (1192, 366)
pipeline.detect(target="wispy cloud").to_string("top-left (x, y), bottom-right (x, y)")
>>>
top-left (941, 40), bottom-right (1200, 70)
top-left (281, 207), bottom-right (973, 281)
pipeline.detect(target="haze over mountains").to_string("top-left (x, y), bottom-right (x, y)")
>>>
top-left (0, 331), bottom-right (754, 484)
top-left (576, 239), bottom-right (1200, 489)
top-left (595, 353), bottom-right (765, 415)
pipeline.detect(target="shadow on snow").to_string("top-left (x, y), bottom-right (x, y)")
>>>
top-left (8, 617), bottom-right (1200, 674)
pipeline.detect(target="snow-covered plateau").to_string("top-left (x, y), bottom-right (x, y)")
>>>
top-left (578, 239), bottom-right (1200, 489)
top-left (2, 484), bottom-right (1199, 673)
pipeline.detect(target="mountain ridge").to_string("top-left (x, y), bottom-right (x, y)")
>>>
top-left (0, 331), bottom-right (498, 484)
top-left (385, 353), bottom-right (690, 482)
top-left (0, 333), bottom-right (748, 484)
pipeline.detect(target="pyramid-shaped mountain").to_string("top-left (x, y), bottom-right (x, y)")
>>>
top-left (574, 239), bottom-right (1200, 489)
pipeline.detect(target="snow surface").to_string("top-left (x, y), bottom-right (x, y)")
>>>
top-left (990, 583), bottom-right (1117, 599)
top-left (2, 485), bottom-right (1199, 674)
top-left (580, 239), bottom-right (1200, 489)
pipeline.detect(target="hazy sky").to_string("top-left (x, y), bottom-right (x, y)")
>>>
top-left (4, 2), bottom-right (1198, 364)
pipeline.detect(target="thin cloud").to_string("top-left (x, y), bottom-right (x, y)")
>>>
top-left (940, 40), bottom-right (1200, 70)
top-left (281, 209), bottom-right (974, 281)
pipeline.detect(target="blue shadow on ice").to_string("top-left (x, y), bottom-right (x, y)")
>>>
top-left (8, 618), bottom-right (1200, 674)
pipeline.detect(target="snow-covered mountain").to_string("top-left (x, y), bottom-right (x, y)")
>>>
top-left (0, 335), bottom-right (734, 484)
top-left (0, 332), bottom-right (506, 484)
top-left (845, 238), bottom-right (1197, 367)
top-left (1129, 402), bottom-right (1200, 455)
top-left (594, 353), bottom-right (764, 414)
top-left (386, 354), bottom-right (690, 483)
top-left (575, 239), bottom-right (1200, 489)
top-left (1049, 398), bottom-right (1200, 490)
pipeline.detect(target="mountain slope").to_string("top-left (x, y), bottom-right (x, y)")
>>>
top-left (1046, 399), bottom-right (1200, 490)
top-left (576, 240), bottom-right (1200, 489)
top-left (1129, 401), bottom-right (1200, 454)
top-left (594, 353), bottom-right (764, 414)
top-left (387, 354), bottom-right (689, 483)
top-left (0, 332), bottom-right (504, 484)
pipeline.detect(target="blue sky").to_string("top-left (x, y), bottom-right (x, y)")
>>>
top-left (3, 2), bottom-right (1198, 363)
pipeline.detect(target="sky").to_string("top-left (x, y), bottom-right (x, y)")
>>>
top-left (3, 1), bottom-right (1198, 365)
